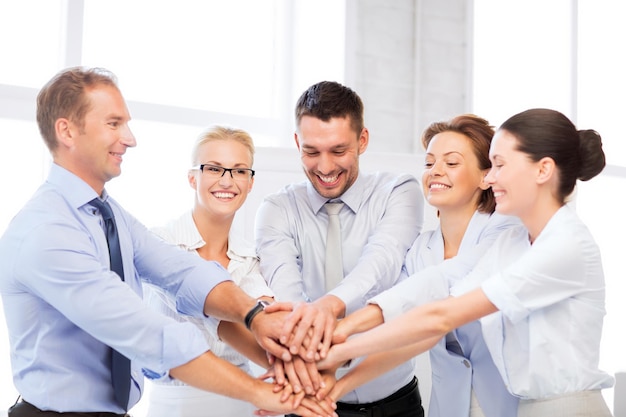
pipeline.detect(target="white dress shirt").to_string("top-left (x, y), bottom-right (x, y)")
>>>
top-left (255, 171), bottom-right (423, 403)
top-left (142, 211), bottom-right (274, 417)
top-left (452, 205), bottom-right (614, 399)
top-left (371, 211), bottom-right (521, 417)
top-left (144, 210), bottom-right (274, 379)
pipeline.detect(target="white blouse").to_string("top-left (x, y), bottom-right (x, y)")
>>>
top-left (143, 210), bottom-right (274, 386)
top-left (452, 205), bottom-right (614, 399)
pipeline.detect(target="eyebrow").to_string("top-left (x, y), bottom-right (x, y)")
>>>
top-left (203, 161), bottom-right (251, 168)
top-left (106, 115), bottom-right (128, 122)
top-left (425, 151), bottom-right (464, 157)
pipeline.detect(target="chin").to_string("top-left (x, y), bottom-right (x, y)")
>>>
top-left (316, 187), bottom-right (343, 200)
top-left (495, 204), bottom-right (512, 215)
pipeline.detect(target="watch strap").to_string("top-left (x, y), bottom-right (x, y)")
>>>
top-left (244, 300), bottom-right (268, 330)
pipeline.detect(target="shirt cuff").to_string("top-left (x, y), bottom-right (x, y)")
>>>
top-left (369, 268), bottom-right (450, 322)
top-left (481, 275), bottom-right (531, 324)
top-left (175, 260), bottom-right (232, 317)
top-left (141, 321), bottom-right (210, 377)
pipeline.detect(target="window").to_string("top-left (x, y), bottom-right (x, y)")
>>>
top-left (473, 0), bottom-right (626, 409)
top-left (0, 1), bottom-right (346, 412)
top-left (0, 1), bottom-right (65, 88)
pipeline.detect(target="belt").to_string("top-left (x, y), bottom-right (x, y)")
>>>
top-left (335, 376), bottom-right (423, 417)
top-left (8, 400), bottom-right (130, 417)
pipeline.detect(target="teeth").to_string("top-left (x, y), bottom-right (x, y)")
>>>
top-left (320, 175), bottom-right (338, 183)
top-left (430, 183), bottom-right (449, 189)
top-left (493, 191), bottom-right (504, 198)
top-left (214, 192), bottom-right (235, 199)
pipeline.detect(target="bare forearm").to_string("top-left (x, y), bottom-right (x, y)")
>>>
top-left (336, 304), bottom-right (384, 341)
top-left (218, 321), bottom-right (270, 368)
top-left (171, 351), bottom-right (336, 416)
top-left (203, 281), bottom-right (255, 323)
top-left (170, 351), bottom-right (261, 404)
top-left (332, 337), bottom-right (440, 399)
top-left (333, 289), bottom-right (496, 362)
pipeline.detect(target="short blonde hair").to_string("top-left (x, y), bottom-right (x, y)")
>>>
top-left (191, 126), bottom-right (255, 166)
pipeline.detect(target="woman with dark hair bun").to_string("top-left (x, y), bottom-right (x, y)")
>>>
top-left (319, 108), bottom-right (614, 417)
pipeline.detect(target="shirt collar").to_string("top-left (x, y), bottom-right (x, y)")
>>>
top-left (47, 163), bottom-right (103, 209)
top-left (173, 211), bottom-right (257, 259)
top-left (306, 172), bottom-right (364, 215)
top-left (425, 210), bottom-right (491, 251)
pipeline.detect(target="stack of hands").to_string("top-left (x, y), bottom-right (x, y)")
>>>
top-left (250, 298), bottom-right (354, 417)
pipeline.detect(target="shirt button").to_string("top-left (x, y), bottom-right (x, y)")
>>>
top-left (463, 360), bottom-right (470, 368)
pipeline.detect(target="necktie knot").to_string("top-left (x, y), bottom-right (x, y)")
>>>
top-left (325, 202), bottom-right (343, 216)
top-left (89, 198), bottom-right (114, 221)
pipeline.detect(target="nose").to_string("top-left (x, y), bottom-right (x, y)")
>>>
top-left (428, 160), bottom-right (444, 176)
top-left (484, 167), bottom-right (496, 184)
top-left (120, 124), bottom-right (137, 148)
top-left (317, 152), bottom-right (336, 174)
top-left (218, 169), bottom-right (235, 186)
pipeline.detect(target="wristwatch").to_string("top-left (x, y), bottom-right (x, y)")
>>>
top-left (244, 299), bottom-right (272, 330)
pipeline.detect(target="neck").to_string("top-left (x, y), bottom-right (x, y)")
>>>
top-left (521, 200), bottom-right (563, 244)
top-left (438, 205), bottom-right (478, 259)
top-left (191, 207), bottom-right (233, 260)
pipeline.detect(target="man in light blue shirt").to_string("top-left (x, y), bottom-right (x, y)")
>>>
top-left (0, 67), bottom-right (335, 417)
top-left (255, 81), bottom-right (425, 416)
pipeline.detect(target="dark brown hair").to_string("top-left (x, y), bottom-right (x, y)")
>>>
top-left (499, 108), bottom-right (605, 202)
top-left (294, 81), bottom-right (364, 135)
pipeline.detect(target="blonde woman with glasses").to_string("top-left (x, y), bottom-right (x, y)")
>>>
top-left (143, 126), bottom-right (275, 417)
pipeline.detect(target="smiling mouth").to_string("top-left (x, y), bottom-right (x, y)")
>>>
top-left (429, 183), bottom-right (450, 190)
top-left (318, 173), bottom-right (340, 186)
top-left (213, 192), bottom-right (236, 199)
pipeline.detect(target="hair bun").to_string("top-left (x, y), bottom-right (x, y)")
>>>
top-left (577, 129), bottom-right (606, 181)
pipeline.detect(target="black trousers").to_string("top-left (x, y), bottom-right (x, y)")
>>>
top-left (8, 400), bottom-right (129, 417)
top-left (288, 376), bottom-right (423, 417)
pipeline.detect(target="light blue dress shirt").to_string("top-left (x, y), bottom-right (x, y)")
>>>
top-left (255, 171), bottom-right (424, 403)
top-left (372, 211), bottom-right (520, 417)
top-left (0, 164), bottom-right (231, 413)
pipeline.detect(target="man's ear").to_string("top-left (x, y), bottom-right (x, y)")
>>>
top-left (55, 118), bottom-right (75, 148)
top-left (358, 128), bottom-right (369, 155)
top-left (294, 132), bottom-right (300, 151)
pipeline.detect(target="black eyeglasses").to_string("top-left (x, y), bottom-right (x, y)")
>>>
top-left (192, 164), bottom-right (255, 180)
